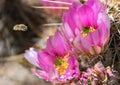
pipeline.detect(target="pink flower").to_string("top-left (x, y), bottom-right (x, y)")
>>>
top-left (40, 0), bottom-right (78, 17)
top-left (25, 30), bottom-right (80, 83)
top-left (24, 48), bottom-right (39, 67)
top-left (93, 61), bottom-right (114, 83)
top-left (62, 0), bottom-right (110, 55)
top-left (79, 61), bottom-right (114, 85)
top-left (79, 68), bottom-right (98, 85)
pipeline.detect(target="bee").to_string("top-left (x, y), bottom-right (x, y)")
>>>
top-left (13, 24), bottom-right (28, 31)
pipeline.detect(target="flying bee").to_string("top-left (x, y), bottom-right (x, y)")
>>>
top-left (13, 24), bottom-right (28, 31)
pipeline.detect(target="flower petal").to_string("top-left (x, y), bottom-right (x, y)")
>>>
top-left (32, 68), bottom-right (50, 81)
top-left (46, 30), bottom-right (69, 56)
top-left (37, 50), bottom-right (55, 72)
top-left (24, 48), bottom-right (39, 67)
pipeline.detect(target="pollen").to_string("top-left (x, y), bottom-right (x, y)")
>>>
top-left (81, 32), bottom-right (88, 37)
top-left (55, 54), bottom-right (69, 75)
top-left (89, 26), bottom-right (96, 32)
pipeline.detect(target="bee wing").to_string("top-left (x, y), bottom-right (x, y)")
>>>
top-left (13, 25), bottom-right (20, 30)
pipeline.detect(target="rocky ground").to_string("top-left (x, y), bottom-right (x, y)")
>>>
top-left (0, 54), bottom-right (52, 85)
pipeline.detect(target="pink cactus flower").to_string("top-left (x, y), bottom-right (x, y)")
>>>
top-left (106, 66), bottom-right (115, 77)
top-left (25, 30), bottom-right (80, 83)
top-left (62, 0), bottom-right (110, 55)
top-left (79, 68), bottom-right (98, 85)
top-left (40, 0), bottom-right (78, 17)
top-left (79, 61), bottom-right (114, 85)
top-left (93, 61), bottom-right (114, 80)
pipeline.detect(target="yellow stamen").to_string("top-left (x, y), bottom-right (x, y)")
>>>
top-left (81, 26), bottom-right (96, 37)
top-left (80, 31), bottom-right (88, 37)
top-left (82, 33), bottom-right (88, 37)
top-left (55, 54), bottom-right (69, 75)
top-left (89, 26), bottom-right (96, 32)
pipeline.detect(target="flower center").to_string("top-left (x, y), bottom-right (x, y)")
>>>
top-left (55, 54), bottom-right (69, 75)
top-left (83, 27), bottom-right (89, 34)
top-left (81, 26), bottom-right (96, 37)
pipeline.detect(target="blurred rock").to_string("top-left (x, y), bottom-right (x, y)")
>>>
top-left (0, 62), bottom-right (51, 85)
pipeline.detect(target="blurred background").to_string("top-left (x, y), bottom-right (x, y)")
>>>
top-left (0, 0), bottom-right (59, 85)
top-left (0, 0), bottom-right (120, 85)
